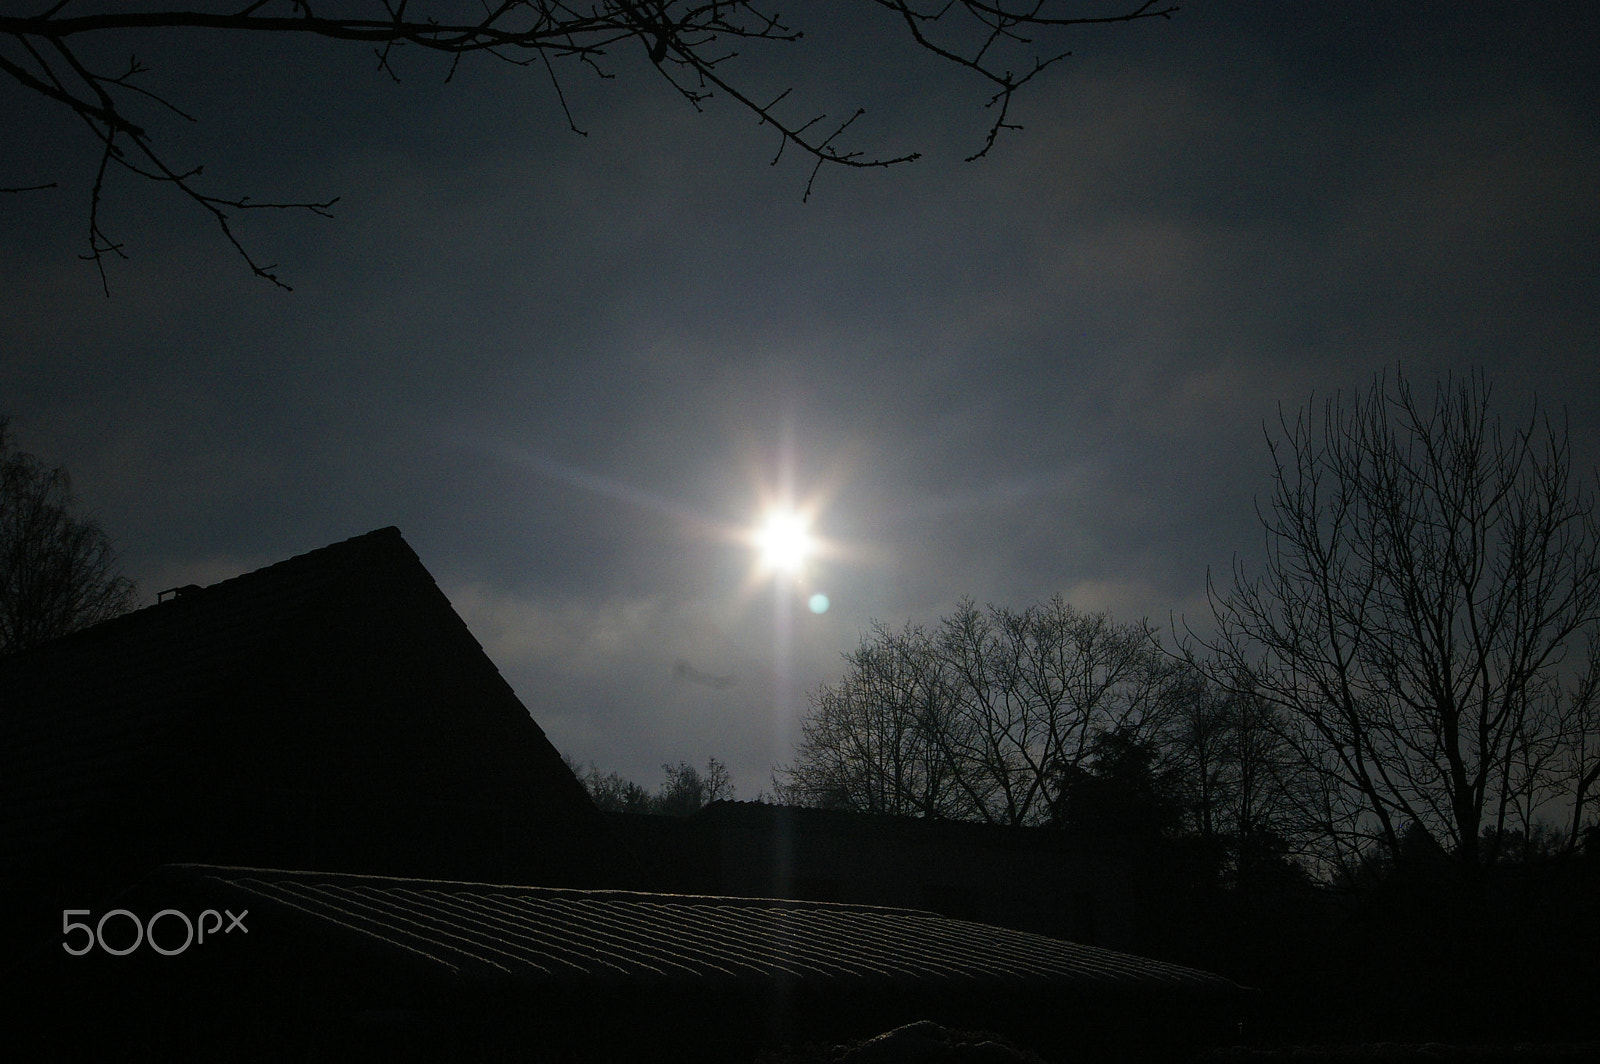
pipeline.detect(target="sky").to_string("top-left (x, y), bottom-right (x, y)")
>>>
top-left (4, 3), bottom-right (1599, 799)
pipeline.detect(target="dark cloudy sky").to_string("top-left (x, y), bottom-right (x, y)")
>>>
top-left (5, 3), bottom-right (1598, 796)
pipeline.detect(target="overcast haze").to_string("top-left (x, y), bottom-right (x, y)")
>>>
top-left (5, 3), bottom-right (1598, 797)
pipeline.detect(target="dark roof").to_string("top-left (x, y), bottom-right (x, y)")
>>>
top-left (3, 529), bottom-right (407, 847)
top-left (24, 862), bottom-right (1246, 1060)
top-left (145, 863), bottom-right (1237, 995)
top-left (1, 527), bottom-right (615, 902)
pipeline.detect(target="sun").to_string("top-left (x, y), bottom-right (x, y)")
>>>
top-left (751, 507), bottom-right (816, 577)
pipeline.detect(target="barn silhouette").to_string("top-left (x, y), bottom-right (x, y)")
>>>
top-left (2, 528), bottom-right (1244, 1061)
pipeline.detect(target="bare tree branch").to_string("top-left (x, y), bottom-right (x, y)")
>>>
top-left (1190, 368), bottom-right (1600, 879)
top-left (778, 597), bottom-right (1180, 827)
top-left (2, 1), bottom-right (1175, 288)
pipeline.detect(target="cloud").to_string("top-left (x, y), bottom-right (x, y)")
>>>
top-left (445, 582), bottom-right (794, 791)
top-left (6, 3), bottom-right (1596, 802)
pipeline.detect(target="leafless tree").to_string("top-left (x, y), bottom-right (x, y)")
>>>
top-left (936, 597), bottom-right (1181, 825)
top-left (778, 596), bottom-right (1182, 826)
top-left (1165, 676), bottom-right (1319, 881)
top-left (1, 1), bottom-right (1176, 291)
top-left (569, 753), bottom-right (735, 814)
top-left (653, 756), bottom-right (735, 815)
top-left (0, 417), bottom-right (137, 655)
top-left (777, 620), bottom-right (983, 818)
top-left (1193, 369), bottom-right (1600, 878)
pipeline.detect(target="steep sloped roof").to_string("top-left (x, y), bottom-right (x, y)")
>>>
top-left (3, 529), bottom-right (396, 851)
top-left (0, 528), bottom-right (612, 898)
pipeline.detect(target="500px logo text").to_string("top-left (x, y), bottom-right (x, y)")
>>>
top-left (62, 908), bottom-right (248, 956)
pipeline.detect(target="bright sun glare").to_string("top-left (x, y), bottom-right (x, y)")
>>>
top-left (753, 508), bottom-right (815, 576)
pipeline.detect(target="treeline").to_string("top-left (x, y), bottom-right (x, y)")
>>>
top-left (568, 756), bottom-right (736, 816)
top-left (773, 598), bottom-right (1312, 891)
top-left (767, 369), bottom-right (1600, 1043)
top-left (569, 370), bottom-right (1600, 1041)
top-left (778, 369), bottom-right (1600, 891)
top-left (772, 596), bottom-right (1597, 886)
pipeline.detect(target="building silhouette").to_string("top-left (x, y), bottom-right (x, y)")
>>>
top-left (2, 528), bottom-right (1243, 1061)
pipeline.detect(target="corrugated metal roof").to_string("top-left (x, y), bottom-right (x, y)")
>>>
top-left (151, 863), bottom-right (1243, 998)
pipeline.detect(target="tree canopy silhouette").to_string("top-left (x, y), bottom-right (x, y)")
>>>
top-left (0, 418), bottom-right (137, 655)
top-left (778, 596), bottom-right (1185, 826)
top-left (1193, 368), bottom-right (1600, 878)
top-left (0, 1), bottom-right (1176, 290)
top-left (571, 755), bottom-right (735, 815)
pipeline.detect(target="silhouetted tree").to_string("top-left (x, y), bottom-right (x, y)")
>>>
top-left (1478, 820), bottom-right (1571, 866)
top-left (1, 1), bottom-right (1175, 289)
top-left (570, 755), bottom-right (734, 815)
top-left (1166, 676), bottom-right (1319, 886)
top-left (779, 597), bottom-right (1185, 826)
top-left (570, 757), bottom-right (657, 813)
top-left (1193, 368), bottom-right (1600, 879)
top-left (653, 757), bottom-right (736, 816)
top-left (775, 620), bottom-right (979, 818)
top-left (1051, 725), bottom-right (1186, 848)
top-left (0, 417), bottom-right (136, 655)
